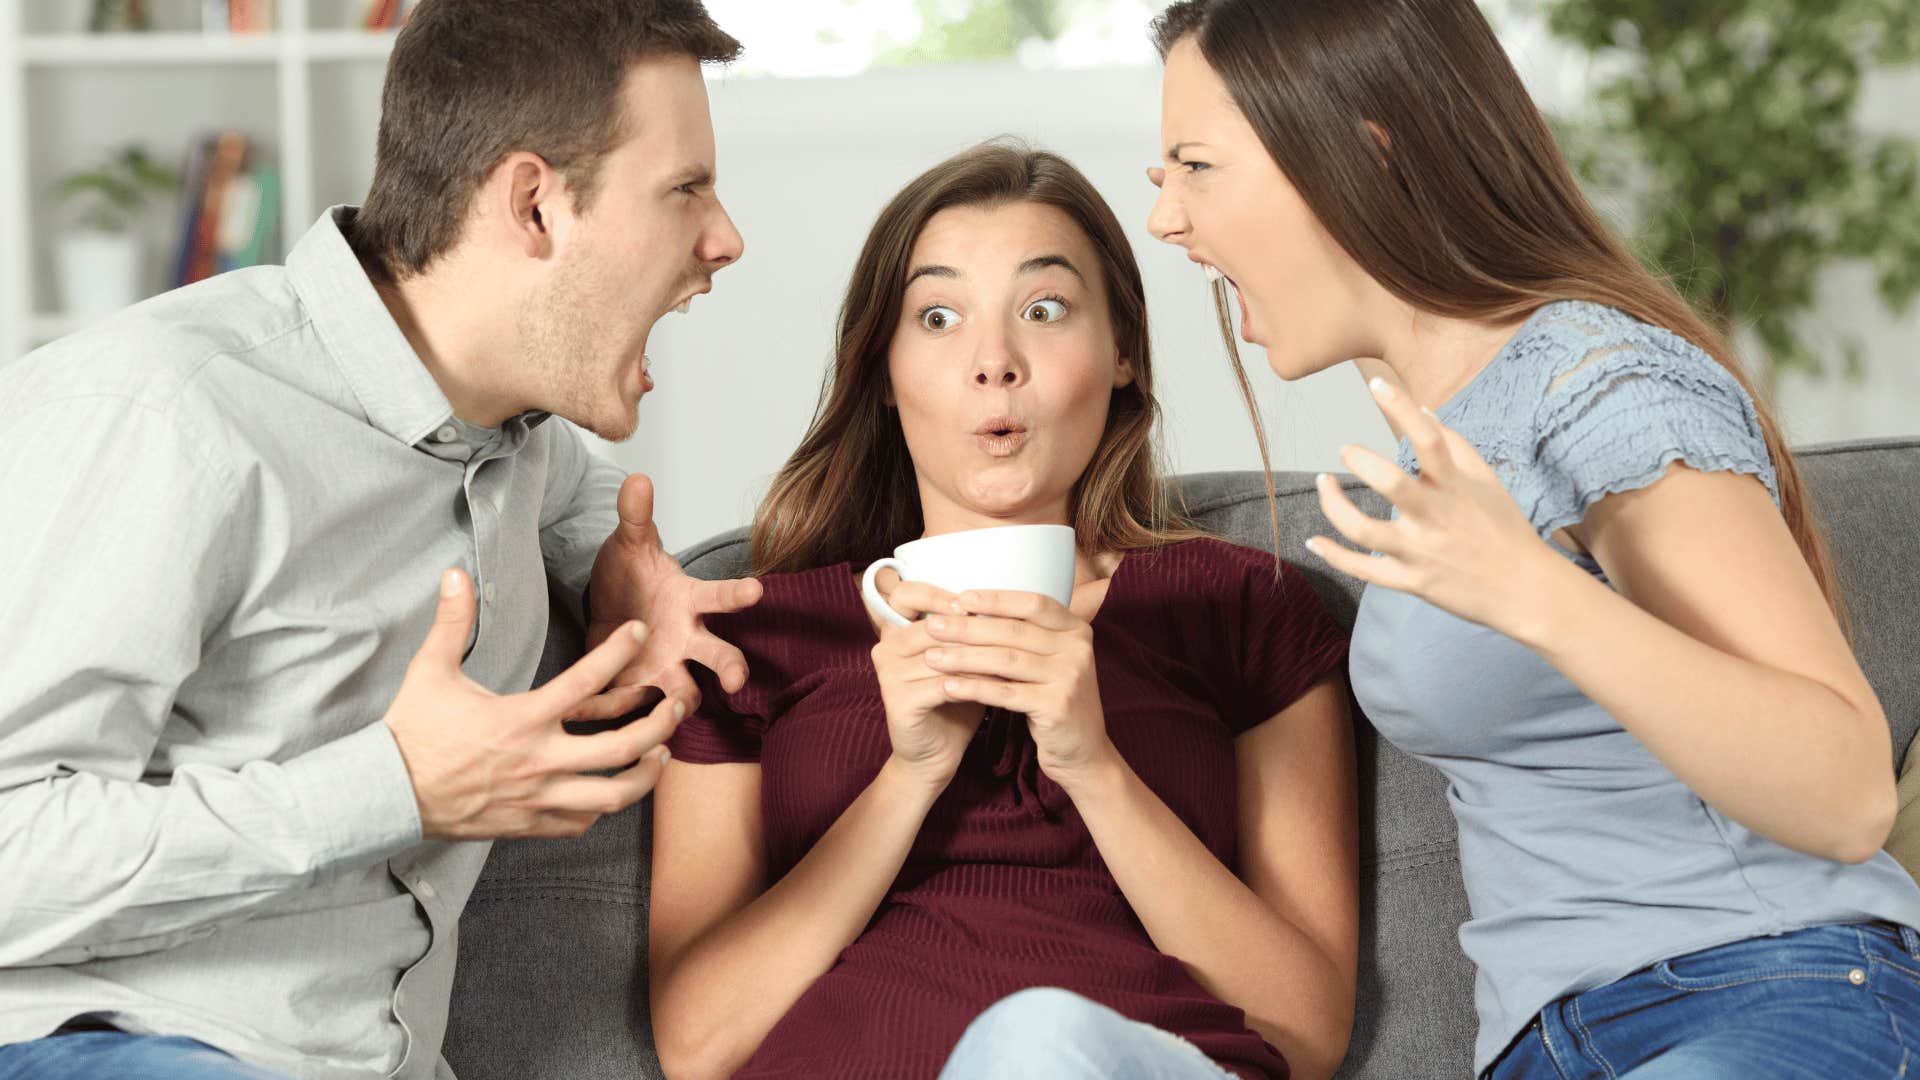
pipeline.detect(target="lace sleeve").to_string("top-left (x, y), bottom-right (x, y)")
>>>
top-left (1522, 332), bottom-right (1778, 541)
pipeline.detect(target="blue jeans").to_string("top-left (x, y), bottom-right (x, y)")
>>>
top-left (1488, 921), bottom-right (1920, 1079)
top-left (938, 987), bottom-right (1236, 1079)
top-left (0, 1030), bottom-right (294, 1079)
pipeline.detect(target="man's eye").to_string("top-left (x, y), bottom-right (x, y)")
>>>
top-left (920, 306), bottom-right (961, 332)
top-left (1024, 299), bottom-right (1067, 323)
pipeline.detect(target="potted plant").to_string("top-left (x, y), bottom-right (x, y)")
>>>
top-left (1529, 0), bottom-right (1920, 397)
top-left (50, 145), bottom-right (179, 322)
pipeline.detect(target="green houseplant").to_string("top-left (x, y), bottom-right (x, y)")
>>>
top-left (1532, 0), bottom-right (1920, 392)
top-left (50, 145), bottom-right (178, 321)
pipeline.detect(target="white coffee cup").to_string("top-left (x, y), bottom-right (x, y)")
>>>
top-left (861, 524), bottom-right (1077, 629)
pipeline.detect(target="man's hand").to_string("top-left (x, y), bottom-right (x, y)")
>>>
top-left (578, 474), bottom-right (762, 719)
top-left (384, 568), bottom-right (688, 840)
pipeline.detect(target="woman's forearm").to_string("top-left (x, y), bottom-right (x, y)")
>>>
top-left (1512, 564), bottom-right (1894, 862)
top-left (1065, 759), bottom-right (1355, 1080)
top-left (652, 758), bottom-right (945, 1080)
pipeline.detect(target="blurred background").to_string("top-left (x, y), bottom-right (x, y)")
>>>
top-left (3, 0), bottom-right (1916, 551)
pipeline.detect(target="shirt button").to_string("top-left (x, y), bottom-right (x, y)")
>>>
top-left (1850, 968), bottom-right (1868, 985)
top-left (434, 424), bottom-right (458, 443)
top-left (415, 878), bottom-right (436, 900)
top-left (482, 582), bottom-right (498, 605)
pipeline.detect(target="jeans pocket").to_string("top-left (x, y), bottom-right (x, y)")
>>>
top-left (1652, 928), bottom-right (1869, 992)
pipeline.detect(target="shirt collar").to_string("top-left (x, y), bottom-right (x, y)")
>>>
top-left (286, 206), bottom-right (549, 451)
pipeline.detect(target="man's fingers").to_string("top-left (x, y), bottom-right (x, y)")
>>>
top-left (532, 621), bottom-right (648, 716)
top-left (415, 568), bottom-right (477, 668)
top-left (691, 575), bottom-right (764, 615)
top-left (544, 744), bottom-right (672, 816)
top-left (530, 810), bottom-right (603, 839)
top-left (686, 635), bottom-right (750, 695)
top-left (616, 472), bottom-right (657, 530)
top-left (564, 683), bottom-right (657, 724)
top-left (553, 695), bottom-right (686, 773)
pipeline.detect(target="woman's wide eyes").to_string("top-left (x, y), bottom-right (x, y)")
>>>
top-left (1024, 299), bottom-right (1067, 323)
top-left (921, 306), bottom-right (961, 332)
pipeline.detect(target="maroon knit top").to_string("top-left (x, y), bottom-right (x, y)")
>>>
top-left (668, 537), bottom-right (1350, 1079)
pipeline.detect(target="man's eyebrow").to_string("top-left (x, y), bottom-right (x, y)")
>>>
top-left (668, 164), bottom-right (714, 187)
top-left (1017, 255), bottom-right (1085, 282)
top-left (905, 264), bottom-right (960, 288)
top-left (1163, 141), bottom-right (1209, 162)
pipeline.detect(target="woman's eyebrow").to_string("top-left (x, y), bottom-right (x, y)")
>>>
top-left (1017, 255), bottom-right (1085, 283)
top-left (904, 264), bottom-right (961, 288)
top-left (1164, 141), bottom-right (1210, 162)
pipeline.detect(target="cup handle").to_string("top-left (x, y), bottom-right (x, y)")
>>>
top-left (861, 558), bottom-right (913, 629)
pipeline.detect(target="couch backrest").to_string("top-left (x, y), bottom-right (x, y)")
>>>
top-left (444, 437), bottom-right (1920, 1080)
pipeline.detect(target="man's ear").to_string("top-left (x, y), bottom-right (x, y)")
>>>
top-left (497, 151), bottom-right (564, 259)
top-left (1113, 354), bottom-right (1137, 390)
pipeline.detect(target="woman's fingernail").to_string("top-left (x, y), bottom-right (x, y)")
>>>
top-left (672, 700), bottom-right (686, 721)
top-left (927, 616), bottom-right (948, 633)
top-left (1369, 376), bottom-right (1393, 400)
top-left (958, 593), bottom-right (978, 608)
top-left (1316, 472), bottom-right (1332, 487)
top-left (440, 569), bottom-right (461, 596)
top-left (927, 648), bottom-right (946, 663)
top-left (1420, 404), bottom-right (1436, 417)
top-left (1305, 537), bottom-right (1323, 554)
top-left (629, 622), bottom-right (647, 642)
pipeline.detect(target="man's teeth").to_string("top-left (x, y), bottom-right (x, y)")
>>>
top-left (1203, 264), bottom-right (1223, 284)
top-left (674, 299), bottom-right (691, 314)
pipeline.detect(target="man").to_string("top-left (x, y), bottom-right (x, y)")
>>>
top-left (0, 2), bottom-right (758, 1077)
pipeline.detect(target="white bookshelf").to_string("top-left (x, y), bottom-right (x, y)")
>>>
top-left (1, 0), bottom-right (401, 361)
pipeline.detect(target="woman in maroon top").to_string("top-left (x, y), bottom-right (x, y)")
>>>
top-left (647, 142), bottom-right (1356, 1080)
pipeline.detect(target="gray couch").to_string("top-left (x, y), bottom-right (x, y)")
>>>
top-left (443, 436), bottom-right (1920, 1079)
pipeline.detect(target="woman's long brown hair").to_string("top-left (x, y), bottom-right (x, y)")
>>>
top-left (751, 141), bottom-right (1205, 575)
top-left (1152, 0), bottom-right (1845, 619)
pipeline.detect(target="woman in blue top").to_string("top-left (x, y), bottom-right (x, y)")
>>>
top-left (1135, 1), bottom-right (1920, 1078)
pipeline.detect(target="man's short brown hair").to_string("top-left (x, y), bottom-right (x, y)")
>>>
top-left (350, 0), bottom-right (740, 282)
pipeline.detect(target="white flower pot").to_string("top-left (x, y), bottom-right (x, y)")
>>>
top-left (55, 231), bottom-right (146, 322)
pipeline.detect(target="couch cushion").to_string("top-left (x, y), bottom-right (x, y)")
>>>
top-left (443, 591), bottom-right (660, 1080)
top-left (447, 439), bottom-right (1919, 1080)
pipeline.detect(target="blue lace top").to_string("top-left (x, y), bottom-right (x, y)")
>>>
top-left (1348, 300), bottom-right (1920, 1074)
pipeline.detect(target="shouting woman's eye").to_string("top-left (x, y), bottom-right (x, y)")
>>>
top-left (1024, 298), bottom-right (1068, 324)
top-left (919, 305), bottom-right (961, 332)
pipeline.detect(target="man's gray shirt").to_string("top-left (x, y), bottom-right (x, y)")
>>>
top-left (0, 207), bottom-right (625, 1078)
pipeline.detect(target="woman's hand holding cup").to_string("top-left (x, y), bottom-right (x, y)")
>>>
top-left (921, 588), bottom-right (1118, 797)
top-left (869, 576), bottom-right (988, 792)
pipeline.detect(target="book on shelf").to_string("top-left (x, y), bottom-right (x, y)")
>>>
top-left (87, 0), bottom-right (150, 33)
top-left (362, 0), bottom-right (420, 31)
top-left (171, 133), bottom-right (281, 288)
top-left (203, 0), bottom-right (278, 33)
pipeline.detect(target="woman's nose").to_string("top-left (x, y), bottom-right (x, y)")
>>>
top-left (1146, 180), bottom-right (1189, 245)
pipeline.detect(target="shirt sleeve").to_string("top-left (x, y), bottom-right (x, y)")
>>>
top-left (1526, 337), bottom-right (1779, 539)
top-left (0, 391), bottom-right (423, 968)
top-left (1224, 546), bottom-right (1351, 735)
top-left (537, 418), bottom-right (624, 618)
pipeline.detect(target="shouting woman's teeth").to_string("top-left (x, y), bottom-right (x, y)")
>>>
top-left (1203, 263), bottom-right (1223, 284)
